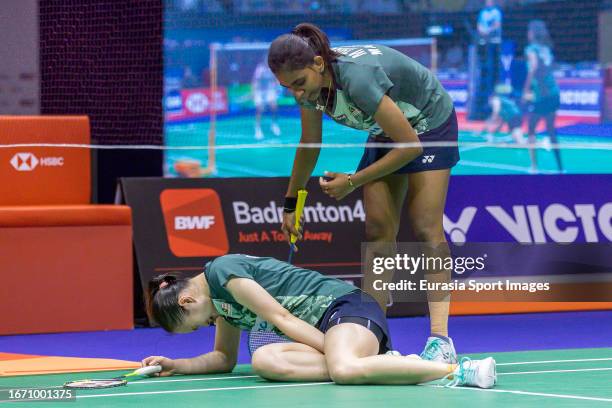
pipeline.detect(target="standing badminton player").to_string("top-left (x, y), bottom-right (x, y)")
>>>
top-left (268, 23), bottom-right (459, 364)
top-left (141, 254), bottom-right (496, 388)
top-left (522, 20), bottom-right (563, 174)
top-left (252, 56), bottom-right (281, 140)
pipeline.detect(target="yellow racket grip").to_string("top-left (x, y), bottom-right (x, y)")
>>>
top-left (290, 189), bottom-right (308, 245)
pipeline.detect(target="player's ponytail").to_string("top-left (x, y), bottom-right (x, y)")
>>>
top-left (268, 23), bottom-right (340, 74)
top-left (145, 273), bottom-right (190, 332)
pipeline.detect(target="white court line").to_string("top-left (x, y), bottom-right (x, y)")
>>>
top-left (14, 356), bottom-right (609, 401)
top-left (132, 375), bottom-right (258, 385)
top-left (498, 357), bottom-right (612, 366)
top-left (77, 382), bottom-right (334, 399)
top-left (427, 384), bottom-right (612, 403)
top-left (458, 145), bottom-right (484, 153)
top-left (499, 367), bottom-right (612, 375)
top-left (133, 365), bottom-right (612, 386)
top-left (74, 370), bottom-right (612, 402)
top-left (122, 357), bottom-right (612, 387)
top-left (459, 160), bottom-right (558, 174)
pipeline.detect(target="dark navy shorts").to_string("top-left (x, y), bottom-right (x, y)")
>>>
top-left (526, 94), bottom-right (560, 116)
top-left (356, 109), bottom-right (459, 174)
top-left (316, 291), bottom-right (392, 354)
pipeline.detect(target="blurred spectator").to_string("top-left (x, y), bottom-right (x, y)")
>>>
top-left (477, 0), bottom-right (502, 45)
top-left (477, 0), bottom-right (503, 107)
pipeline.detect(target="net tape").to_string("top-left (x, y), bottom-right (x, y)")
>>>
top-left (1, 141), bottom-right (610, 150)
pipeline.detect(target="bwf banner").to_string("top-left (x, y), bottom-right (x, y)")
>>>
top-left (117, 177), bottom-right (375, 291)
top-left (117, 174), bottom-right (612, 315)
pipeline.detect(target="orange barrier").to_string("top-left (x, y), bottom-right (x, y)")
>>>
top-left (0, 116), bottom-right (133, 335)
top-left (0, 116), bottom-right (91, 205)
top-left (0, 353), bottom-right (140, 377)
top-left (449, 281), bottom-right (612, 314)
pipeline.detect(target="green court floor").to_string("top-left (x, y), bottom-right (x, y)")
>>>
top-left (2, 348), bottom-right (611, 407)
top-left (164, 117), bottom-right (612, 178)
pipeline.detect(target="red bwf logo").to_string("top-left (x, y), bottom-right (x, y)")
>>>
top-left (160, 189), bottom-right (229, 257)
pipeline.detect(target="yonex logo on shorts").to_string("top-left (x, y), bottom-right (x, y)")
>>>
top-left (160, 188), bottom-right (229, 257)
top-left (422, 155), bottom-right (435, 164)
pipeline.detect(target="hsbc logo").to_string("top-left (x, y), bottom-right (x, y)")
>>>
top-left (175, 215), bottom-right (215, 230)
top-left (444, 203), bottom-right (612, 243)
top-left (185, 92), bottom-right (209, 113)
top-left (10, 152), bottom-right (64, 171)
top-left (10, 152), bottom-right (39, 171)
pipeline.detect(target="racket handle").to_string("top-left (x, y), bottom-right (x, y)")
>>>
top-left (290, 189), bottom-right (308, 245)
top-left (134, 365), bottom-right (163, 376)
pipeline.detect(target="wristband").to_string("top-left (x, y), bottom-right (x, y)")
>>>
top-left (347, 174), bottom-right (356, 188)
top-left (283, 196), bottom-right (298, 213)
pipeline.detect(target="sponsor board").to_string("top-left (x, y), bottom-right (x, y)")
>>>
top-left (443, 175), bottom-right (612, 243)
top-left (165, 87), bottom-right (228, 122)
top-left (118, 174), bottom-right (612, 316)
top-left (440, 73), bottom-right (603, 119)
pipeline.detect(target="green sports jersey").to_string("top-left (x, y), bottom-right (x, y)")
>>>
top-left (300, 44), bottom-right (454, 135)
top-left (525, 43), bottom-right (559, 101)
top-left (499, 96), bottom-right (521, 122)
top-left (204, 254), bottom-right (357, 335)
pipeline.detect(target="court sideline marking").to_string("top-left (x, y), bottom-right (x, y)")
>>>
top-left (428, 384), bottom-right (612, 403)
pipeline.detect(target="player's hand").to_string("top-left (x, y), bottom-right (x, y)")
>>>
top-left (281, 211), bottom-right (303, 249)
top-left (319, 171), bottom-right (355, 201)
top-left (141, 356), bottom-right (176, 377)
top-left (522, 91), bottom-right (534, 102)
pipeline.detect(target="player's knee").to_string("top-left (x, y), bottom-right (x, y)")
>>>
top-left (328, 361), bottom-right (366, 385)
top-left (411, 219), bottom-right (444, 243)
top-left (252, 347), bottom-right (291, 380)
top-left (365, 217), bottom-right (397, 242)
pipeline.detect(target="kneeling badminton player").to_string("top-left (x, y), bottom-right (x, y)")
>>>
top-left (141, 254), bottom-right (496, 388)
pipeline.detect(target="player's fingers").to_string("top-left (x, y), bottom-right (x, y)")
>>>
top-left (324, 170), bottom-right (337, 179)
top-left (141, 356), bottom-right (158, 367)
top-left (147, 358), bottom-right (163, 367)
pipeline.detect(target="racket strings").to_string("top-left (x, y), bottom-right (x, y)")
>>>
top-left (63, 379), bottom-right (127, 389)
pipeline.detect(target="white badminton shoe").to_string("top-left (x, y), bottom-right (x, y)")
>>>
top-left (443, 357), bottom-right (497, 389)
top-left (420, 336), bottom-right (458, 364)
